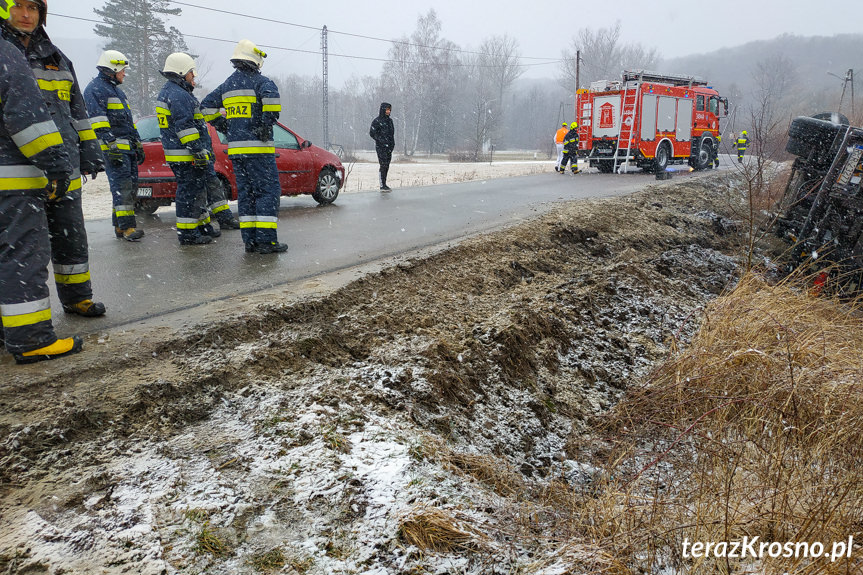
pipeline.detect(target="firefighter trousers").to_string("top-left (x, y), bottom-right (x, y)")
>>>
top-left (170, 163), bottom-right (211, 242)
top-left (204, 164), bottom-right (236, 226)
top-left (231, 155), bottom-right (281, 246)
top-left (46, 192), bottom-right (95, 306)
top-left (0, 194), bottom-right (61, 354)
top-left (106, 153), bottom-right (138, 231)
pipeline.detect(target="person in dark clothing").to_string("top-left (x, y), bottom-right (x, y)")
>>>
top-left (369, 102), bottom-right (394, 191)
top-left (84, 49), bottom-right (145, 241)
top-left (0, 2), bottom-right (83, 364)
top-left (202, 39), bottom-right (286, 254)
top-left (1, 0), bottom-right (107, 319)
top-left (559, 122), bottom-right (580, 174)
top-left (157, 52), bottom-right (240, 246)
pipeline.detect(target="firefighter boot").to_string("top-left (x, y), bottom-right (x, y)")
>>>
top-left (201, 223), bottom-right (221, 238)
top-left (179, 233), bottom-right (213, 246)
top-left (115, 227), bottom-right (145, 241)
top-left (63, 299), bottom-right (107, 317)
top-left (218, 216), bottom-right (241, 230)
top-left (14, 336), bottom-right (84, 365)
top-left (254, 241), bottom-right (289, 254)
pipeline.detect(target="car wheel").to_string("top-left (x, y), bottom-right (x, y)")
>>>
top-left (135, 199), bottom-right (160, 215)
top-left (312, 168), bottom-right (340, 204)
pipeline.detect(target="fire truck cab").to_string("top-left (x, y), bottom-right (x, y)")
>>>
top-left (576, 70), bottom-right (728, 173)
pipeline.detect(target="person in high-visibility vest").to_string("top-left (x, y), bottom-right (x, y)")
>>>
top-left (560, 122), bottom-right (580, 174)
top-left (737, 130), bottom-right (749, 163)
top-left (714, 134), bottom-right (721, 168)
top-left (554, 121), bottom-right (568, 172)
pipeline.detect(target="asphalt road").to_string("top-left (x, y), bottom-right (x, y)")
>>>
top-left (50, 168), bottom-right (707, 335)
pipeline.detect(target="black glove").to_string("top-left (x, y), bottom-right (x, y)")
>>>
top-left (80, 157), bottom-right (104, 177)
top-left (107, 141), bottom-right (125, 166)
top-left (210, 115), bottom-right (228, 134)
top-left (255, 124), bottom-right (273, 142)
top-left (45, 177), bottom-right (71, 202)
top-left (135, 141), bottom-right (145, 165)
top-left (192, 149), bottom-right (211, 168)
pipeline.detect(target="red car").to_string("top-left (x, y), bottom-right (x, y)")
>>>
top-left (134, 115), bottom-right (345, 213)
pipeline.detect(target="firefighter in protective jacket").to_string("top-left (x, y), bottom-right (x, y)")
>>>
top-left (157, 52), bottom-right (239, 245)
top-left (1, 0), bottom-right (107, 318)
top-left (0, 3), bottom-right (83, 364)
top-left (202, 39), bottom-right (286, 254)
top-left (737, 130), bottom-right (749, 163)
top-left (560, 121), bottom-right (580, 174)
top-left (84, 50), bottom-right (145, 241)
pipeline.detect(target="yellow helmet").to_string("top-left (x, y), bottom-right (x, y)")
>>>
top-left (0, 0), bottom-right (13, 21)
top-left (570, 122), bottom-right (578, 129)
top-left (562, 121), bottom-right (568, 127)
top-left (742, 130), bottom-right (747, 135)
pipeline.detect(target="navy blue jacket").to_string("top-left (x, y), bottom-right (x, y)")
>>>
top-left (1, 24), bottom-right (102, 194)
top-left (201, 65), bottom-right (281, 158)
top-left (83, 70), bottom-right (139, 156)
top-left (0, 36), bottom-right (72, 193)
top-left (156, 74), bottom-right (212, 164)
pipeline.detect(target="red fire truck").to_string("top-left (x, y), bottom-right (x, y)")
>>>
top-left (575, 70), bottom-right (728, 173)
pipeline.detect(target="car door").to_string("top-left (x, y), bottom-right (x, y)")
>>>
top-left (273, 124), bottom-right (313, 194)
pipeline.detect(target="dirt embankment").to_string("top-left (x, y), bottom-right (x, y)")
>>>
top-left (1, 174), bottom-right (744, 574)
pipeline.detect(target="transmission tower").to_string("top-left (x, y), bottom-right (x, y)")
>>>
top-left (321, 25), bottom-right (329, 149)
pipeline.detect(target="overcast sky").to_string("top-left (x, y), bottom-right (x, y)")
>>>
top-left (49, 0), bottom-right (862, 87)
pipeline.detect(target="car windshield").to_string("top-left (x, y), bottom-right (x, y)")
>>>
top-left (136, 116), bottom-right (161, 142)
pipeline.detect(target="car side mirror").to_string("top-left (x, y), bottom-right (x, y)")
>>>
top-left (302, 140), bottom-right (312, 149)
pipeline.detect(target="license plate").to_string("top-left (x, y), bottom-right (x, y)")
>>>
top-left (138, 187), bottom-right (153, 197)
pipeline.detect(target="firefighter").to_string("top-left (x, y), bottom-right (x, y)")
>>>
top-left (156, 52), bottom-right (239, 245)
top-left (554, 121), bottom-right (568, 172)
top-left (560, 121), bottom-right (580, 174)
top-left (737, 130), bottom-right (749, 163)
top-left (1, 0), bottom-right (107, 318)
top-left (0, 2), bottom-right (83, 364)
top-left (713, 134), bottom-right (722, 168)
top-left (202, 39), bottom-right (286, 254)
top-left (84, 50), bottom-right (145, 242)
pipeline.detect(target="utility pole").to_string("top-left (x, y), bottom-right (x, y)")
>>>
top-left (321, 25), bottom-right (329, 149)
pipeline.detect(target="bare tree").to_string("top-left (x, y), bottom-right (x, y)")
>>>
top-left (559, 21), bottom-right (660, 90)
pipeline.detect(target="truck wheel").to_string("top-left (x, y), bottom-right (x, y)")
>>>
top-left (653, 143), bottom-right (670, 173)
top-left (312, 167), bottom-right (340, 204)
top-left (597, 160), bottom-right (614, 173)
top-left (786, 116), bottom-right (846, 169)
top-left (693, 138), bottom-right (712, 170)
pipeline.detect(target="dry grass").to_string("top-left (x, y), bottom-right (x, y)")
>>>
top-left (589, 272), bottom-right (863, 573)
top-left (398, 504), bottom-right (485, 552)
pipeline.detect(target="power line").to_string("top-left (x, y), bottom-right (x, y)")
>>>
top-left (164, 0), bottom-right (563, 62)
top-left (50, 12), bottom-right (564, 70)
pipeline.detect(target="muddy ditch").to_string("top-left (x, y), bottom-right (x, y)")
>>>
top-left (1, 174), bottom-right (749, 574)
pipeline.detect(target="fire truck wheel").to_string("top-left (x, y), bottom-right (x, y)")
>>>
top-left (653, 143), bottom-right (670, 173)
top-left (597, 161), bottom-right (614, 173)
top-left (693, 138), bottom-right (712, 170)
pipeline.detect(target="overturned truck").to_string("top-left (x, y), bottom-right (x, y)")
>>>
top-left (777, 113), bottom-right (863, 291)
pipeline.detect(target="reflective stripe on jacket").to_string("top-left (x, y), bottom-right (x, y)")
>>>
top-left (83, 71), bottom-right (139, 154)
top-left (201, 67), bottom-right (281, 157)
top-left (0, 37), bottom-right (72, 194)
top-left (156, 75), bottom-right (213, 164)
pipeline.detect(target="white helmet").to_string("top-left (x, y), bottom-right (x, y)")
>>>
top-left (97, 50), bottom-right (130, 73)
top-left (231, 39), bottom-right (266, 69)
top-left (162, 52), bottom-right (196, 77)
